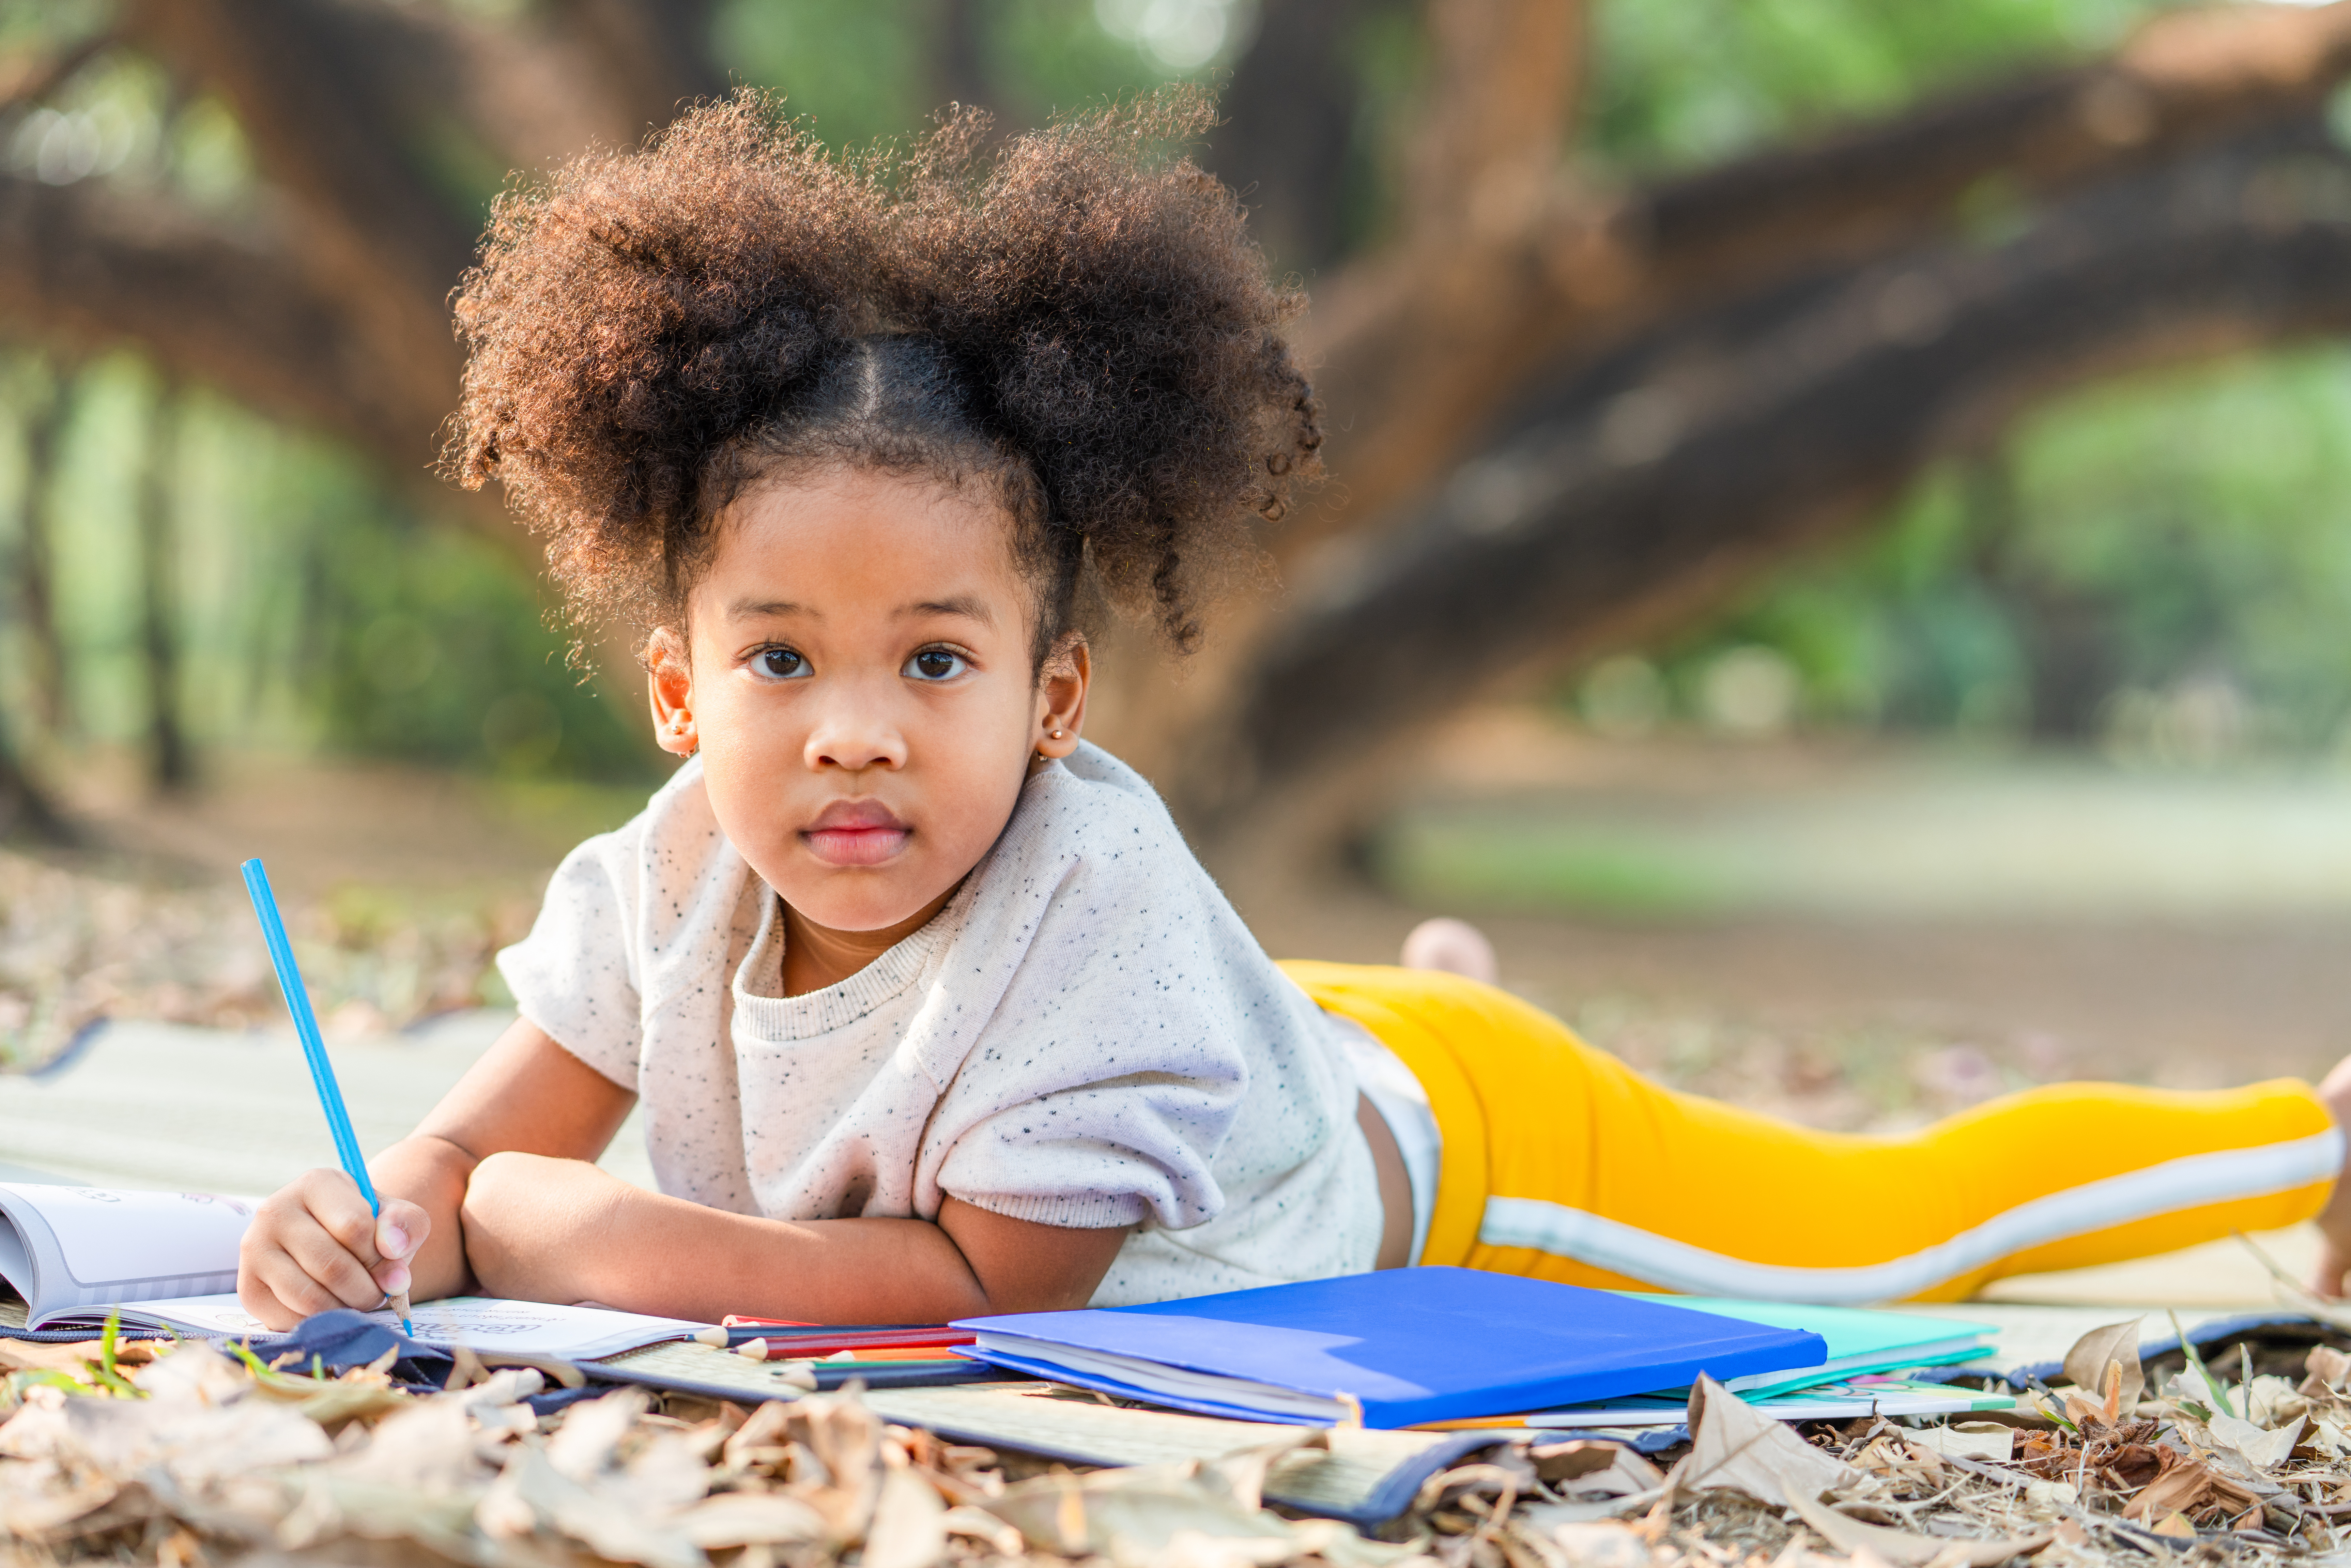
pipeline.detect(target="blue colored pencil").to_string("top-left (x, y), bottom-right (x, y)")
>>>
top-left (240, 858), bottom-right (414, 1335)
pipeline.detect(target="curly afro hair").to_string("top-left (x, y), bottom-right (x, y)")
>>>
top-left (443, 86), bottom-right (1323, 665)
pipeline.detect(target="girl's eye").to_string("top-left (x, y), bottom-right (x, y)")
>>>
top-left (756, 647), bottom-right (810, 680)
top-left (904, 648), bottom-right (968, 682)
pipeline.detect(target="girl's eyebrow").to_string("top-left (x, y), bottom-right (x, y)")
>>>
top-left (726, 598), bottom-right (809, 621)
top-left (904, 595), bottom-right (995, 627)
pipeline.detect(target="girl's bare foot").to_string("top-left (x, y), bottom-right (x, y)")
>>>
top-left (1400, 918), bottom-right (1498, 985)
top-left (2310, 1053), bottom-right (2351, 1297)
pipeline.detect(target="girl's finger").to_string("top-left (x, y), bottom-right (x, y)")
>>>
top-left (276, 1208), bottom-right (396, 1309)
top-left (294, 1168), bottom-right (388, 1266)
top-left (375, 1198), bottom-right (430, 1263)
top-left (237, 1267), bottom-right (301, 1332)
top-left (245, 1248), bottom-right (351, 1326)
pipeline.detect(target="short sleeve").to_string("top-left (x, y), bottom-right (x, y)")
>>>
top-left (495, 835), bottom-right (643, 1090)
top-left (936, 1062), bottom-right (1245, 1231)
top-left (920, 768), bottom-right (1257, 1233)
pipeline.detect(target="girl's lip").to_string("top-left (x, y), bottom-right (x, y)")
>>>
top-left (802, 825), bottom-right (910, 867)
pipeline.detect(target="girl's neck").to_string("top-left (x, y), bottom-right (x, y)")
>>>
top-left (779, 889), bottom-right (956, 997)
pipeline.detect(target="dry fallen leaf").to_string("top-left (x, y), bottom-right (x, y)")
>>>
top-left (1902, 1424), bottom-right (2013, 1462)
top-left (675, 1490), bottom-right (832, 1549)
top-left (0, 1460), bottom-right (119, 1539)
top-left (1679, 1374), bottom-right (1860, 1508)
top-left (2060, 1318), bottom-right (2145, 1414)
top-left (484, 1443), bottom-right (707, 1568)
top-left (863, 1464), bottom-right (948, 1568)
top-left (2122, 1450), bottom-right (2262, 1524)
top-left (2207, 1409), bottom-right (2304, 1473)
top-left (1532, 1440), bottom-right (1664, 1501)
top-left (1536, 1521), bottom-right (1658, 1568)
top-left (987, 1470), bottom-right (1294, 1562)
top-left (335, 1399), bottom-right (490, 1495)
top-left (1784, 1488), bottom-right (2053, 1567)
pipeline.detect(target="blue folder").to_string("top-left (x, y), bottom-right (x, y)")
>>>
top-left (954, 1266), bottom-right (1826, 1428)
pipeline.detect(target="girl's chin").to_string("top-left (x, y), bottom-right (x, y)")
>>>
top-left (780, 873), bottom-right (949, 937)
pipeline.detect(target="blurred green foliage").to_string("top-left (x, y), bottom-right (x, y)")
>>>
top-left (0, 358), bottom-right (644, 779)
top-left (1588, 0), bottom-right (2159, 172)
top-left (1604, 349), bottom-right (2351, 763)
top-left (715, 0), bottom-right (1218, 150)
top-left (1563, 0), bottom-right (2351, 765)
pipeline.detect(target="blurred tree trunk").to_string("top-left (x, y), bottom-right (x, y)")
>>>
top-left (138, 383), bottom-right (190, 792)
top-left (0, 722), bottom-right (69, 847)
top-left (1955, 455), bottom-right (2124, 744)
top-left (930, 0), bottom-right (996, 120)
top-left (1209, 0), bottom-right (1383, 274)
top-left (13, 363), bottom-right (66, 741)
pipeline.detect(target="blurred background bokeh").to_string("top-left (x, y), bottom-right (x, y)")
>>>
top-left (10, 0), bottom-right (2351, 1146)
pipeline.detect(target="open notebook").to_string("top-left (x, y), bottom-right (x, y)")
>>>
top-left (0, 1182), bottom-right (709, 1359)
top-left (0, 1183), bottom-right (254, 1324)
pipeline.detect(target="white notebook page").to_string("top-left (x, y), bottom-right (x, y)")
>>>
top-left (6, 1186), bottom-right (253, 1286)
top-left (107, 1293), bottom-right (711, 1360)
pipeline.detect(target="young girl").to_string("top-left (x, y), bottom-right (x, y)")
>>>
top-left (239, 93), bottom-right (2351, 1330)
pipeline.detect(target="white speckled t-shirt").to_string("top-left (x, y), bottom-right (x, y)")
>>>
top-left (495, 743), bottom-right (1384, 1304)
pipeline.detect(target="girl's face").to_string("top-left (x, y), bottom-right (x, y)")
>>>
top-left (652, 466), bottom-right (1086, 936)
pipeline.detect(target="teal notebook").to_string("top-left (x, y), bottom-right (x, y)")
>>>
top-left (1615, 1296), bottom-right (1995, 1399)
top-left (1523, 1376), bottom-right (2015, 1429)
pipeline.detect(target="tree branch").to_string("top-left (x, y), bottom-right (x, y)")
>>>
top-left (96, 0), bottom-right (731, 464)
top-left (1295, 0), bottom-right (2351, 556)
top-left (1634, 1), bottom-right (2351, 306)
top-left (124, 1), bottom-right (477, 294)
top-left (1201, 116), bottom-right (2351, 813)
top-left (0, 172), bottom-right (422, 463)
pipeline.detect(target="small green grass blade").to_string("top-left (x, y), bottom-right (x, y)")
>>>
top-left (2169, 1310), bottom-right (2238, 1419)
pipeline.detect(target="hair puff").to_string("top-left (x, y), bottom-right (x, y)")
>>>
top-left (444, 86), bottom-right (1323, 656)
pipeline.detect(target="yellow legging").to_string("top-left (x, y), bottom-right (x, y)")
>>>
top-left (1284, 962), bottom-right (2341, 1303)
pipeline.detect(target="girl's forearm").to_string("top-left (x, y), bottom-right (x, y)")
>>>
top-left (590, 1204), bottom-right (993, 1322)
top-left (459, 1152), bottom-right (1125, 1322)
top-left (367, 1134), bottom-right (480, 1302)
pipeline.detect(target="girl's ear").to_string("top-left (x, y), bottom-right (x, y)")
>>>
top-left (1033, 633), bottom-right (1091, 762)
top-left (645, 627), bottom-right (699, 757)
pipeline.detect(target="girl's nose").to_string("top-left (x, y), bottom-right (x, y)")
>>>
top-left (804, 692), bottom-right (908, 773)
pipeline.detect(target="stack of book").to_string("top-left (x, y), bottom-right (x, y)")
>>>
top-left (954, 1267), bottom-right (2005, 1430)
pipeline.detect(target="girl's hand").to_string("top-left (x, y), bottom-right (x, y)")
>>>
top-left (238, 1168), bottom-right (429, 1331)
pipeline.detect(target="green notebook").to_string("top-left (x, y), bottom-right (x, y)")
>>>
top-left (1615, 1295), bottom-right (1996, 1399)
top-left (1523, 1377), bottom-right (2014, 1429)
